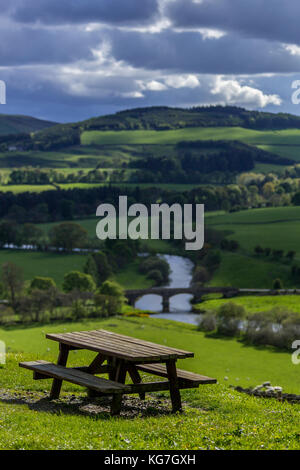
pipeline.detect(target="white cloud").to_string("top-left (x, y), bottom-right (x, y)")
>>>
top-left (285, 44), bottom-right (300, 56)
top-left (139, 79), bottom-right (168, 91)
top-left (165, 74), bottom-right (200, 88)
top-left (211, 76), bottom-right (282, 107)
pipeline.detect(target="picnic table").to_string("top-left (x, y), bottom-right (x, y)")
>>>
top-left (20, 329), bottom-right (216, 415)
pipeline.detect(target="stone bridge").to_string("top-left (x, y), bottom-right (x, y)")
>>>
top-left (125, 287), bottom-right (300, 312)
top-left (125, 286), bottom-right (239, 312)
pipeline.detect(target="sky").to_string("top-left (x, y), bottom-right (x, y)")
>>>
top-left (1, 0), bottom-right (300, 123)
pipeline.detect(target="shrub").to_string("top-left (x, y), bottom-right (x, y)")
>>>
top-left (216, 302), bottom-right (246, 337)
top-left (30, 277), bottom-right (56, 292)
top-left (198, 312), bottom-right (217, 332)
top-left (193, 266), bottom-right (209, 285)
top-left (63, 271), bottom-right (96, 293)
top-left (146, 269), bottom-right (164, 286)
top-left (139, 256), bottom-right (170, 284)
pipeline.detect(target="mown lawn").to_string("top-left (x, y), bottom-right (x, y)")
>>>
top-left (0, 316), bottom-right (300, 450)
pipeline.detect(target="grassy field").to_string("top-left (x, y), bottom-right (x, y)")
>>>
top-left (0, 249), bottom-right (156, 290)
top-left (0, 316), bottom-right (300, 450)
top-left (207, 206), bottom-right (300, 288)
top-left (196, 295), bottom-right (300, 314)
top-left (207, 206), bottom-right (300, 256)
top-left (0, 250), bottom-right (87, 287)
top-left (81, 126), bottom-right (300, 159)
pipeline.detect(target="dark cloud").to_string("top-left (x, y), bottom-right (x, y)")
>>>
top-left (167, 0), bottom-right (300, 45)
top-left (11, 0), bottom-right (159, 25)
top-left (0, 24), bottom-right (102, 65)
top-left (109, 29), bottom-right (300, 74)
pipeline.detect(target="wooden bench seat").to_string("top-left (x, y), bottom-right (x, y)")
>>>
top-left (19, 360), bottom-right (129, 395)
top-left (137, 363), bottom-right (217, 387)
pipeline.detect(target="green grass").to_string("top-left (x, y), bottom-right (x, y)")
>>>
top-left (196, 295), bottom-right (300, 314)
top-left (207, 206), bottom-right (300, 288)
top-left (1, 316), bottom-right (300, 449)
top-left (209, 252), bottom-right (293, 289)
top-left (207, 206), bottom-right (300, 256)
top-left (0, 250), bottom-right (87, 287)
top-left (113, 259), bottom-right (153, 289)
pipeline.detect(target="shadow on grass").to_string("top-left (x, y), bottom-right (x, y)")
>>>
top-left (0, 392), bottom-right (175, 420)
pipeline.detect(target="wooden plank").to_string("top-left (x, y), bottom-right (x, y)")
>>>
top-left (46, 333), bottom-right (162, 361)
top-left (46, 329), bottom-right (194, 360)
top-left (19, 361), bottom-right (129, 394)
top-left (92, 330), bottom-right (194, 357)
top-left (85, 329), bottom-right (194, 358)
top-left (87, 353), bottom-right (106, 374)
top-left (166, 360), bottom-right (182, 413)
top-left (63, 331), bottom-right (175, 361)
top-left (67, 331), bottom-right (164, 357)
top-left (137, 364), bottom-right (217, 385)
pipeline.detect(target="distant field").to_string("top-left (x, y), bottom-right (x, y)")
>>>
top-left (207, 206), bottom-right (300, 256)
top-left (197, 295), bottom-right (300, 314)
top-left (210, 252), bottom-right (293, 289)
top-left (207, 206), bottom-right (300, 288)
top-left (0, 250), bottom-right (87, 286)
top-left (81, 126), bottom-right (300, 147)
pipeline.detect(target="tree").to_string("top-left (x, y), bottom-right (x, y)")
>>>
top-left (49, 222), bottom-right (88, 251)
top-left (95, 280), bottom-right (125, 316)
top-left (2, 262), bottom-right (24, 306)
top-left (273, 278), bottom-right (283, 290)
top-left (0, 221), bottom-right (19, 248)
top-left (30, 277), bottom-right (56, 292)
top-left (21, 224), bottom-right (44, 246)
top-left (84, 255), bottom-right (99, 284)
top-left (63, 271), bottom-right (96, 293)
top-left (254, 245), bottom-right (264, 256)
top-left (146, 269), bottom-right (164, 286)
top-left (286, 251), bottom-right (296, 262)
top-left (92, 251), bottom-right (112, 284)
top-left (193, 266), bottom-right (209, 285)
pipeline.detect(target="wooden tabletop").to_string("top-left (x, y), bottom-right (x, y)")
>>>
top-left (46, 329), bottom-right (194, 363)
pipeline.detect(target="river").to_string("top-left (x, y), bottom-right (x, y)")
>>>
top-left (135, 254), bottom-right (200, 325)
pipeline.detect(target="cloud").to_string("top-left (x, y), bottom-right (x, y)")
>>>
top-left (11, 0), bottom-right (159, 26)
top-left (165, 74), bottom-right (200, 88)
top-left (109, 29), bottom-right (300, 75)
top-left (167, 0), bottom-right (300, 45)
top-left (211, 76), bottom-right (282, 108)
top-left (0, 21), bottom-right (103, 65)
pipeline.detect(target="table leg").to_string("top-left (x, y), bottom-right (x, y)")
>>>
top-left (166, 359), bottom-right (182, 413)
top-left (114, 359), bottom-right (127, 384)
top-left (50, 343), bottom-right (69, 400)
top-left (111, 393), bottom-right (123, 416)
top-left (127, 365), bottom-right (146, 400)
top-left (108, 357), bottom-right (117, 381)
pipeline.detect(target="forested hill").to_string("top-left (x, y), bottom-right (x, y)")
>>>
top-left (0, 114), bottom-right (56, 136)
top-left (77, 106), bottom-right (300, 132)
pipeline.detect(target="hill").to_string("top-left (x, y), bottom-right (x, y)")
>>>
top-left (78, 105), bottom-right (300, 132)
top-left (0, 114), bottom-right (56, 136)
